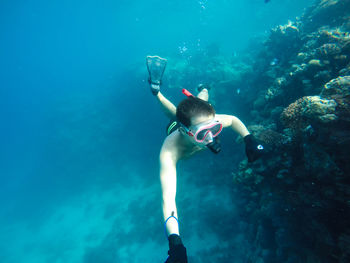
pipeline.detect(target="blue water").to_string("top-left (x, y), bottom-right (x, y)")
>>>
top-left (0, 0), bottom-right (313, 262)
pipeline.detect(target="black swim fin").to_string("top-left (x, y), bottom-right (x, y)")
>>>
top-left (146, 55), bottom-right (167, 95)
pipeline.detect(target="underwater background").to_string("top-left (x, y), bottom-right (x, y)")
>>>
top-left (1, 0), bottom-right (349, 262)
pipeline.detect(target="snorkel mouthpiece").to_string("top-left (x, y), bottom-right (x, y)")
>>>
top-left (207, 141), bottom-right (221, 154)
top-left (207, 137), bottom-right (221, 154)
top-left (182, 89), bottom-right (193, 97)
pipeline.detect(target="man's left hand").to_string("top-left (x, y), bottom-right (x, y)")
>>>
top-left (244, 134), bottom-right (264, 162)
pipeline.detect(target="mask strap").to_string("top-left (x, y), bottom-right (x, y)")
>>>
top-left (179, 122), bottom-right (194, 137)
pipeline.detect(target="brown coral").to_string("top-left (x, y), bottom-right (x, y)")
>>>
top-left (281, 96), bottom-right (338, 132)
top-left (321, 75), bottom-right (350, 97)
top-left (316, 43), bottom-right (342, 59)
top-left (280, 97), bottom-right (308, 131)
top-left (256, 129), bottom-right (290, 148)
top-left (320, 76), bottom-right (350, 122)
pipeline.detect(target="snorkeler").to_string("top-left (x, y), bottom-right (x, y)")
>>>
top-left (146, 55), bottom-right (264, 263)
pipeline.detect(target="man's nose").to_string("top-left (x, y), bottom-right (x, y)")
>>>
top-left (206, 132), bottom-right (213, 143)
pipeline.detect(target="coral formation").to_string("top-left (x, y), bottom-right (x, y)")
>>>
top-left (281, 95), bottom-right (338, 131)
top-left (321, 75), bottom-right (350, 97)
top-left (222, 1), bottom-right (350, 262)
top-left (230, 1), bottom-right (350, 260)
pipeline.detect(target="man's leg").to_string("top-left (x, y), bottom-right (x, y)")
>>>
top-left (197, 88), bottom-right (209, 101)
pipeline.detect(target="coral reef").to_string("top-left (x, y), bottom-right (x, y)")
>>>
top-left (230, 1), bottom-right (350, 261)
top-left (280, 95), bottom-right (338, 131)
top-left (321, 75), bottom-right (350, 97)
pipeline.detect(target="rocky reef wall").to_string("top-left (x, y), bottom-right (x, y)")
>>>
top-left (231, 0), bottom-right (350, 262)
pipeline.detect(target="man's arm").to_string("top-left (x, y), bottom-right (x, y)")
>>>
top-left (216, 114), bottom-right (250, 137)
top-left (159, 137), bottom-right (179, 235)
top-left (159, 136), bottom-right (188, 263)
top-left (216, 114), bottom-right (264, 162)
top-left (156, 92), bottom-right (177, 119)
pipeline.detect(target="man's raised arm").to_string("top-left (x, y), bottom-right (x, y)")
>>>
top-left (216, 114), bottom-right (264, 162)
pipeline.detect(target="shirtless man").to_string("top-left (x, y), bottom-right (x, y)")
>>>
top-left (146, 56), bottom-right (264, 263)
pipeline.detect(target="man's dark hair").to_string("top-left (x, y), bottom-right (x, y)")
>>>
top-left (176, 97), bottom-right (215, 127)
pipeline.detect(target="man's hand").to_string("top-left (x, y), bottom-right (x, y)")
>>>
top-left (165, 234), bottom-right (188, 263)
top-left (244, 134), bottom-right (264, 162)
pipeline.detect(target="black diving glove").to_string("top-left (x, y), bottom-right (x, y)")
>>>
top-left (165, 234), bottom-right (188, 263)
top-left (244, 134), bottom-right (264, 162)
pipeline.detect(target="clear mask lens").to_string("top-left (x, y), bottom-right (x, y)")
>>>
top-left (195, 123), bottom-right (222, 142)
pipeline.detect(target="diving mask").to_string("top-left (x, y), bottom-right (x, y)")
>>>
top-left (182, 120), bottom-right (223, 143)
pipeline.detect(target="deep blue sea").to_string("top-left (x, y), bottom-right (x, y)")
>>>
top-left (0, 1), bottom-right (329, 262)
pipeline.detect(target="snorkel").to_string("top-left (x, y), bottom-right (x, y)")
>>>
top-left (181, 89), bottom-right (221, 154)
top-left (182, 89), bottom-right (193, 97)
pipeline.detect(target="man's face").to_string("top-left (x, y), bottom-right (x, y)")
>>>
top-left (185, 114), bottom-right (216, 146)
